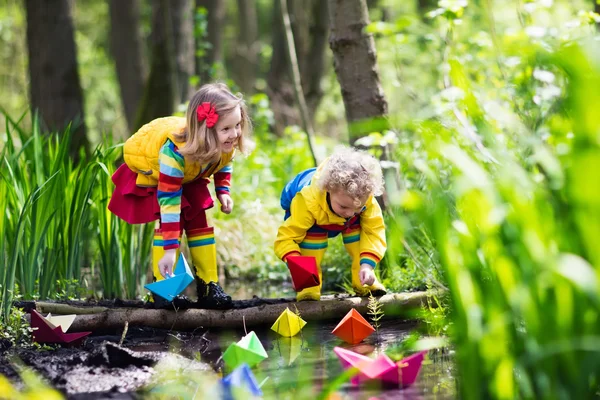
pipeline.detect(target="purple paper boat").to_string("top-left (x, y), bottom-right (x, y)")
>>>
top-left (30, 310), bottom-right (91, 345)
top-left (333, 347), bottom-right (427, 388)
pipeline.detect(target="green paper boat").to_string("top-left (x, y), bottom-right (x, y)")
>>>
top-left (222, 331), bottom-right (268, 369)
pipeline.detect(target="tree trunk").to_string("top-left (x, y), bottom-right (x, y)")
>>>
top-left (25, 0), bottom-right (89, 158)
top-left (23, 292), bottom-right (432, 331)
top-left (328, 0), bottom-right (388, 145)
top-left (170, 0), bottom-right (195, 103)
top-left (305, 0), bottom-right (330, 118)
top-left (268, 0), bottom-right (315, 136)
top-left (109, 0), bottom-right (147, 132)
top-left (134, 0), bottom-right (178, 131)
top-left (596, 0), bottom-right (600, 31)
top-left (280, 0), bottom-right (318, 166)
top-left (235, 0), bottom-right (258, 95)
top-left (196, 0), bottom-right (226, 84)
top-left (267, 0), bottom-right (295, 136)
top-left (416, 0), bottom-right (436, 21)
top-left (289, 0), bottom-right (310, 87)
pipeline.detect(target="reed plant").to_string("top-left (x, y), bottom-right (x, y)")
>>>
top-left (388, 40), bottom-right (600, 398)
top-left (0, 114), bottom-right (152, 321)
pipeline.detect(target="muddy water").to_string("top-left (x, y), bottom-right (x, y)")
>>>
top-left (0, 317), bottom-right (453, 398)
top-left (128, 319), bottom-right (455, 399)
top-left (4, 284), bottom-right (454, 398)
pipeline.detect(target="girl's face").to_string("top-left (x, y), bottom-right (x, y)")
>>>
top-left (214, 105), bottom-right (242, 152)
top-left (329, 190), bottom-right (367, 219)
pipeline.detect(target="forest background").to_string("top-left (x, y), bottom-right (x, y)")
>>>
top-left (2, 1), bottom-right (600, 396)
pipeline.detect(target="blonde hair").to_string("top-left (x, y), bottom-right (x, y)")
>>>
top-left (174, 82), bottom-right (251, 164)
top-left (316, 147), bottom-right (384, 204)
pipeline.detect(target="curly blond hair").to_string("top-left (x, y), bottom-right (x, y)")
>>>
top-left (316, 147), bottom-right (384, 204)
top-left (174, 82), bottom-right (252, 164)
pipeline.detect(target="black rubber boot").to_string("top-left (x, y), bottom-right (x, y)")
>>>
top-left (196, 278), bottom-right (233, 310)
top-left (370, 288), bottom-right (387, 297)
top-left (150, 294), bottom-right (172, 309)
top-left (149, 294), bottom-right (194, 310)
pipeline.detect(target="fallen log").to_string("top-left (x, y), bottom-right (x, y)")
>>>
top-left (26, 291), bottom-right (433, 331)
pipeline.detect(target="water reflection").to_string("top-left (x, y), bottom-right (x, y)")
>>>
top-left (191, 319), bottom-right (454, 399)
top-left (126, 315), bottom-right (453, 398)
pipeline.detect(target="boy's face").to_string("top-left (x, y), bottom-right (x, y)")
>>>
top-left (215, 105), bottom-right (242, 152)
top-left (330, 190), bottom-right (367, 219)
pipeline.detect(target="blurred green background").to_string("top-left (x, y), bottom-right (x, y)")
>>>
top-left (2, 0), bottom-right (600, 396)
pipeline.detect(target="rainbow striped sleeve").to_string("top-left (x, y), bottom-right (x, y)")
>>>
top-left (213, 162), bottom-right (232, 196)
top-left (360, 252), bottom-right (381, 268)
top-left (157, 140), bottom-right (184, 250)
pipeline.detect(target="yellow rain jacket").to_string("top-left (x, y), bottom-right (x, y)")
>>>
top-left (274, 166), bottom-right (386, 264)
top-left (123, 116), bottom-right (234, 187)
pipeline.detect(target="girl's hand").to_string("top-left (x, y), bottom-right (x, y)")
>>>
top-left (218, 194), bottom-right (234, 214)
top-left (359, 264), bottom-right (376, 286)
top-left (158, 249), bottom-right (177, 278)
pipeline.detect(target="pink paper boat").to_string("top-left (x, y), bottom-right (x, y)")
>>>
top-left (397, 350), bottom-right (428, 388)
top-left (362, 353), bottom-right (399, 385)
top-left (333, 347), bottom-right (427, 388)
top-left (30, 310), bottom-right (91, 345)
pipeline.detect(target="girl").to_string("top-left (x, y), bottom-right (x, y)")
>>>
top-left (274, 148), bottom-right (387, 301)
top-left (109, 83), bottom-right (251, 309)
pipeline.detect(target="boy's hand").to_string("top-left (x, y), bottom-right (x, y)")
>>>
top-left (359, 264), bottom-right (376, 286)
top-left (218, 193), bottom-right (234, 214)
top-left (158, 249), bottom-right (177, 278)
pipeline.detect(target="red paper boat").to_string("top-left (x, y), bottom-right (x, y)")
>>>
top-left (287, 255), bottom-right (320, 292)
top-left (332, 309), bottom-right (375, 344)
top-left (334, 347), bottom-right (427, 388)
top-left (30, 310), bottom-right (91, 345)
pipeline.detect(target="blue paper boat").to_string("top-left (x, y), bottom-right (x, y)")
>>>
top-left (221, 363), bottom-right (263, 400)
top-left (144, 254), bottom-right (194, 300)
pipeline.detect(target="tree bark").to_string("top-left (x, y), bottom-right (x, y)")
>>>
top-left (328, 0), bottom-right (388, 145)
top-left (109, 0), bottom-right (147, 132)
top-left (305, 0), bottom-right (330, 118)
top-left (280, 0), bottom-right (318, 166)
top-left (24, 292), bottom-right (433, 331)
top-left (196, 0), bottom-right (226, 84)
top-left (267, 0), bottom-right (294, 136)
top-left (596, 0), bottom-right (600, 31)
top-left (134, 0), bottom-right (178, 131)
top-left (416, 0), bottom-right (436, 21)
top-left (25, 0), bottom-right (89, 157)
top-left (267, 0), bottom-right (314, 136)
top-left (170, 0), bottom-right (195, 103)
top-left (288, 0), bottom-right (310, 87)
top-left (235, 0), bottom-right (258, 95)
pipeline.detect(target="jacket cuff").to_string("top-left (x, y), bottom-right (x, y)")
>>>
top-left (359, 252), bottom-right (381, 268)
top-left (215, 186), bottom-right (230, 196)
top-left (283, 251), bottom-right (302, 262)
top-left (164, 242), bottom-right (180, 250)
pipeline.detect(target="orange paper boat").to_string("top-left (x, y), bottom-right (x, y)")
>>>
top-left (287, 255), bottom-right (320, 292)
top-left (332, 309), bottom-right (375, 344)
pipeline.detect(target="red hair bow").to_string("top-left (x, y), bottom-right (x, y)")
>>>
top-left (196, 102), bottom-right (219, 128)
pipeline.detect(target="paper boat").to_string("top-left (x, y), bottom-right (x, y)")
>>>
top-left (144, 254), bottom-right (194, 301)
top-left (221, 363), bottom-right (263, 400)
top-left (271, 308), bottom-right (306, 337)
top-left (286, 255), bottom-right (320, 291)
top-left (396, 350), bottom-right (428, 388)
top-left (222, 331), bottom-right (268, 369)
top-left (30, 310), bottom-right (91, 345)
top-left (334, 347), bottom-right (427, 388)
top-left (332, 309), bottom-right (375, 344)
